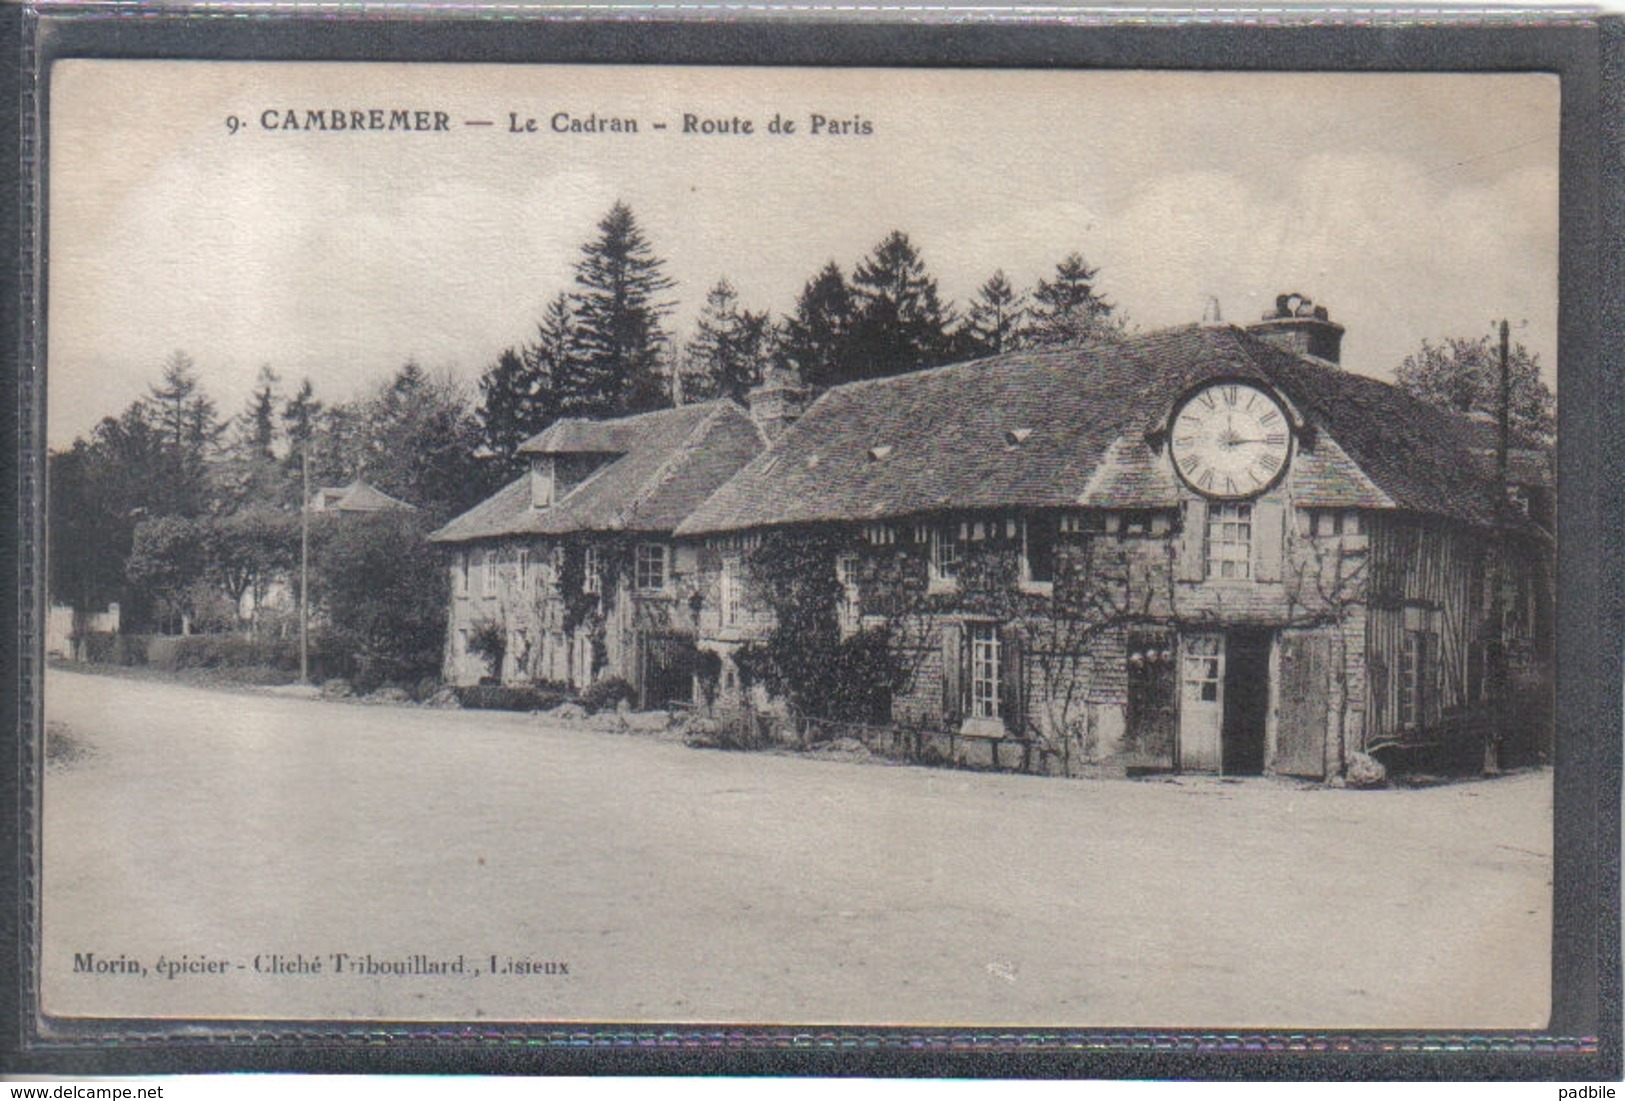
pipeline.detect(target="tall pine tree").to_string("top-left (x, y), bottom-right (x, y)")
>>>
top-left (143, 350), bottom-right (224, 517)
top-left (222, 364), bottom-right (284, 511)
top-left (777, 262), bottom-right (856, 391)
top-left (846, 231), bottom-right (955, 382)
top-left (1027, 252), bottom-right (1118, 347)
top-left (957, 269), bottom-right (1027, 358)
top-left (570, 201), bottom-right (676, 417)
top-left (682, 277), bottom-right (773, 404)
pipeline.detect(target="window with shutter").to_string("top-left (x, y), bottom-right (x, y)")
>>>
top-left (1178, 499), bottom-right (1207, 582)
top-left (999, 628), bottom-right (1026, 735)
top-left (941, 622), bottom-right (964, 723)
top-left (1252, 499), bottom-right (1285, 582)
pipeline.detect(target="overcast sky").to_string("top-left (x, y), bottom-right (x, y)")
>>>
top-left (47, 62), bottom-right (1558, 449)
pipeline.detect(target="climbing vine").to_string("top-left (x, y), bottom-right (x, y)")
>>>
top-left (741, 528), bottom-right (907, 723)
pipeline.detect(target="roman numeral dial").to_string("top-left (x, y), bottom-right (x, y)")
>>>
top-left (1169, 381), bottom-right (1293, 499)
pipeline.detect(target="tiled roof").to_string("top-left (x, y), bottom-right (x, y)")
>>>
top-left (429, 401), bottom-right (765, 543)
top-left (676, 325), bottom-right (1521, 536)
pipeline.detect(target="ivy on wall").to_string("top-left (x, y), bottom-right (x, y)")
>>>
top-left (737, 529), bottom-right (906, 724)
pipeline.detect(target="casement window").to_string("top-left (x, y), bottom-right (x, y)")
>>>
top-left (582, 546), bottom-right (601, 595)
top-left (1180, 500), bottom-right (1283, 583)
top-left (1300, 508), bottom-right (1363, 538)
top-left (517, 549), bottom-right (531, 591)
top-left (634, 542), bottom-right (668, 592)
top-left (720, 557), bottom-right (745, 628)
top-left (457, 628), bottom-right (469, 656)
top-left (930, 525), bottom-right (961, 586)
top-left (1206, 503), bottom-right (1253, 580)
top-left (864, 523), bottom-right (896, 546)
top-left (482, 549), bottom-right (499, 595)
top-left (942, 621), bottom-right (1026, 734)
top-left (1022, 516), bottom-right (1056, 585)
top-left (457, 552), bottom-right (470, 595)
top-left (836, 553), bottom-right (862, 622)
top-left (968, 622), bottom-right (1001, 720)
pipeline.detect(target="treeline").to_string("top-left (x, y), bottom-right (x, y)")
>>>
top-left (475, 201), bottom-right (1122, 478)
top-left (49, 351), bottom-right (479, 640)
top-left (50, 197), bottom-right (1123, 652)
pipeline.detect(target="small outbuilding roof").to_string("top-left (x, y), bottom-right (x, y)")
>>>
top-left (310, 480), bottom-right (418, 513)
top-left (429, 401), bottom-right (766, 544)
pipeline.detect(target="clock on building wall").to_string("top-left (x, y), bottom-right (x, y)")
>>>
top-left (1168, 381), bottom-right (1293, 499)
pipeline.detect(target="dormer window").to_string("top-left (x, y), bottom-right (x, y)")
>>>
top-left (868, 445), bottom-right (893, 462)
top-left (530, 457), bottom-right (555, 509)
top-left (1005, 427), bottom-right (1033, 446)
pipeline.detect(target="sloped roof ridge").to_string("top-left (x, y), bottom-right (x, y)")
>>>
top-left (520, 400), bottom-right (732, 454)
top-left (614, 401), bottom-right (744, 529)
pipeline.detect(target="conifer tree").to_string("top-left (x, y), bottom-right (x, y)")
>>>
top-left (957, 269), bottom-right (1028, 358)
top-left (570, 201), bottom-right (676, 417)
top-left (847, 231), bottom-right (955, 381)
top-left (476, 347), bottom-right (538, 481)
top-left (222, 364), bottom-right (283, 509)
top-left (1027, 252), bottom-right (1118, 347)
top-left (682, 277), bottom-right (773, 404)
top-left (777, 262), bottom-right (856, 391)
top-left (143, 350), bottom-right (224, 516)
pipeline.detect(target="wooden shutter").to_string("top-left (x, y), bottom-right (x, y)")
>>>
top-left (1178, 499), bottom-right (1208, 582)
top-left (941, 621), bottom-right (964, 724)
top-left (1252, 499), bottom-right (1285, 583)
top-left (1000, 628), bottom-right (1026, 736)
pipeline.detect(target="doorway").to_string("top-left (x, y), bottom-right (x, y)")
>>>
top-left (1221, 628), bottom-right (1272, 775)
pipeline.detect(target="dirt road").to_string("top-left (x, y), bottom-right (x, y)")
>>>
top-left (40, 668), bottom-right (1551, 1028)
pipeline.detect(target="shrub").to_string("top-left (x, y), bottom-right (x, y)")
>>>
top-left (684, 709), bottom-right (773, 751)
top-left (310, 511), bottom-right (449, 690)
top-left (455, 682), bottom-right (572, 712)
top-left (694, 649), bottom-right (723, 711)
top-left (79, 631), bottom-right (147, 665)
top-left (581, 675), bottom-right (635, 714)
top-left (466, 619), bottom-right (507, 680)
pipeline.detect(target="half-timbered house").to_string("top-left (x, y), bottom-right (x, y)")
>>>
top-left (675, 299), bottom-right (1553, 778)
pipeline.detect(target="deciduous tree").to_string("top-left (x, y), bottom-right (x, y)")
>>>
top-left (1395, 330), bottom-right (1555, 442)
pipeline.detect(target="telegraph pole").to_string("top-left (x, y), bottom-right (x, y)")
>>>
top-left (1485, 319), bottom-right (1510, 776)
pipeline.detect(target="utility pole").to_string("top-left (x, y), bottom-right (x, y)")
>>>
top-left (1485, 319), bottom-right (1510, 776)
top-left (300, 428), bottom-right (310, 685)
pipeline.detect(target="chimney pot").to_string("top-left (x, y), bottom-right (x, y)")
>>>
top-left (1247, 292), bottom-right (1344, 366)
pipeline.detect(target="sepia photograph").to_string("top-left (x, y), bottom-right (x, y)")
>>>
top-left (35, 58), bottom-right (1562, 1035)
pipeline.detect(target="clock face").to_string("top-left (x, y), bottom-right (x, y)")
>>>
top-left (1169, 382), bottom-right (1292, 499)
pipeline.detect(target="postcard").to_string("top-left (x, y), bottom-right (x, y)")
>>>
top-left (38, 58), bottom-right (1561, 1034)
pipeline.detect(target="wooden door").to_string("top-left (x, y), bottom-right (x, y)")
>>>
top-left (1179, 632), bottom-right (1224, 771)
top-left (1273, 631), bottom-right (1330, 778)
top-left (1125, 629), bottom-right (1177, 767)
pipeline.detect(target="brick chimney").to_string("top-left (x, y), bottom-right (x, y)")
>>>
top-left (1246, 292), bottom-right (1344, 366)
top-left (748, 364), bottom-right (813, 440)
